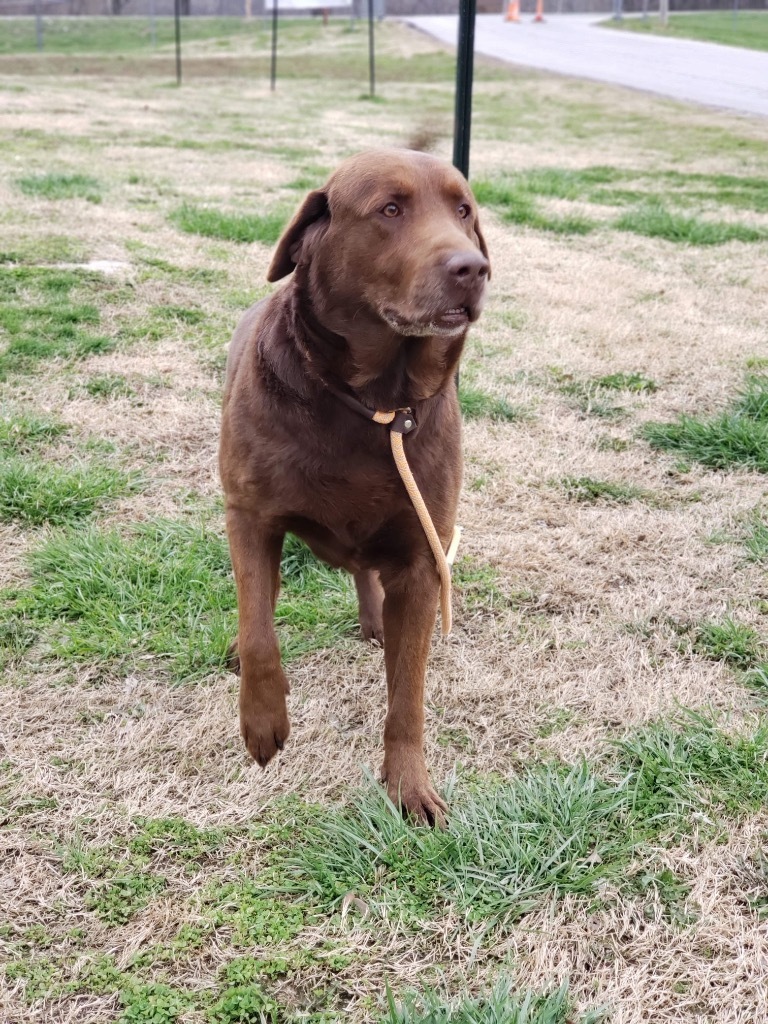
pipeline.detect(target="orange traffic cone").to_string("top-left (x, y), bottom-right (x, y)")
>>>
top-left (504, 0), bottom-right (520, 21)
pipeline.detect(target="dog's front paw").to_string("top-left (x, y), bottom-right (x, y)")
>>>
top-left (240, 692), bottom-right (291, 768)
top-left (382, 750), bottom-right (447, 828)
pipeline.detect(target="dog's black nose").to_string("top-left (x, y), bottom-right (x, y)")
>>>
top-left (444, 250), bottom-right (489, 286)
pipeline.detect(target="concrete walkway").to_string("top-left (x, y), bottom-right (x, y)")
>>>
top-left (405, 13), bottom-right (768, 118)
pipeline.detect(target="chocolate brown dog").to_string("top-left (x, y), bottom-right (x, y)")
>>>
top-left (220, 149), bottom-right (489, 824)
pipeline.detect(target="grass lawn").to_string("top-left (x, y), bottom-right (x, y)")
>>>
top-left (1, 16), bottom-right (768, 1024)
top-left (603, 10), bottom-right (768, 52)
top-left (0, 15), bottom-right (269, 55)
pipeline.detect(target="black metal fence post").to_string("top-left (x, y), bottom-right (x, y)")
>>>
top-left (35, 0), bottom-right (43, 51)
top-left (453, 0), bottom-right (477, 394)
top-left (270, 2), bottom-right (278, 91)
top-left (452, 0), bottom-right (476, 181)
top-left (367, 0), bottom-right (375, 97)
top-left (174, 0), bottom-right (182, 84)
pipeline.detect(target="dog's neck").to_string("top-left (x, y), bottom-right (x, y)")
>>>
top-left (290, 281), bottom-right (466, 411)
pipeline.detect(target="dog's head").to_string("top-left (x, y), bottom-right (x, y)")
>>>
top-left (268, 149), bottom-right (490, 340)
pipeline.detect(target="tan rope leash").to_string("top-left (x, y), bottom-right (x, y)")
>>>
top-left (372, 409), bottom-right (460, 636)
top-left (324, 385), bottom-right (461, 635)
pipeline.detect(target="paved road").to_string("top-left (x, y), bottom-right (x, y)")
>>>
top-left (406, 13), bottom-right (768, 118)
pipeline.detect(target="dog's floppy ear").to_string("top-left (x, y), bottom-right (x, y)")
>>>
top-left (267, 189), bottom-right (329, 283)
top-left (473, 212), bottom-right (491, 281)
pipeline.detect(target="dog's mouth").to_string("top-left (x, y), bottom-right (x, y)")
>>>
top-left (381, 304), bottom-right (475, 338)
top-left (436, 306), bottom-right (471, 328)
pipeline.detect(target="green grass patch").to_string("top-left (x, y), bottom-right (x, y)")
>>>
top-left (0, 409), bottom-right (67, 454)
top-left (117, 304), bottom-right (213, 347)
top-left (453, 556), bottom-right (509, 612)
top-left (603, 12), bottom-right (768, 53)
top-left (694, 618), bottom-right (762, 668)
top-left (61, 817), bottom-right (231, 879)
top-left (554, 370), bottom-right (658, 419)
top-left (473, 179), bottom-right (595, 235)
top-left (561, 475), bottom-right (653, 505)
top-left (459, 385), bottom-right (527, 422)
top-left (0, 15), bottom-right (268, 54)
top-left (276, 534), bottom-right (359, 658)
top-left (170, 203), bottom-right (289, 245)
top-left (127, 817), bottom-right (228, 864)
top-left (83, 373), bottom-right (137, 399)
top-left (17, 172), bottom-right (103, 203)
top-left (285, 167), bottom-right (329, 191)
top-left (507, 165), bottom-right (622, 201)
top-left (54, 818), bottom-right (233, 932)
top-left (207, 984), bottom-right (280, 1024)
top-left (118, 981), bottom-right (190, 1024)
top-left (0, 266), bottom-right (114, 379)
top-left (1, 523), bottom-right (356, 679)
top-left (385, 980), bottom-right (603, 1024)
top-left (744, 515), bottom-right (768, 563)
top-left (614, 202), bottom-right (763, 245)
top-left (616, 710), bottom-right (768, 823)
top-left (5, 957), bottom-right (59, 1003)
top-left (86, 872), bottom-right (167, 926)
top-left (745, 665), bottom-right (768, 694)
top-left (507, 166), bottom-right (768, 214)
top-left (594, 371), bottom-right (657, 393)
top-left (475, 167), bottom-right (768, 241)
top-left (0, 458), bottom-right (133, 527)
top-left (0, 234), bottom-right (88, 265)
top-left (287, 762), bottom-right (645, 927)
top-left (202, 877), bottom-right (306, 947)
top-left (623, 865), bottom-right (695, 927)
top-left (643, 374), bottom-right (768, 473)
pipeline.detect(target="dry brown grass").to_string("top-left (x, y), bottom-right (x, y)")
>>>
top-left (1, 19), bottom-right (768, 1024)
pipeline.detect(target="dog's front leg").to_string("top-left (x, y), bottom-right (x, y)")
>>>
top-left (226, 507), bottom-right (290, 767)
top-left (379, 556), bottom-right (447, 826)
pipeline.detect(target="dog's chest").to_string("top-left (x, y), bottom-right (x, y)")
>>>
top-left (276, 447), bottom-right (404, 527)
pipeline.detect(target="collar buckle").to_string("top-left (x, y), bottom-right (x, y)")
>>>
top-left (391, 409), bottom-right (417, 435)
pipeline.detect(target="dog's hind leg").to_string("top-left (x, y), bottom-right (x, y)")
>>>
top-left (354, 569), bottom-right (385, 645)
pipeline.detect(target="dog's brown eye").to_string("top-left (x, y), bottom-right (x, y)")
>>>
top-left (382, 203), bottom-right (401, 218)
top-left (458, 203), bottom-right (471, 219)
